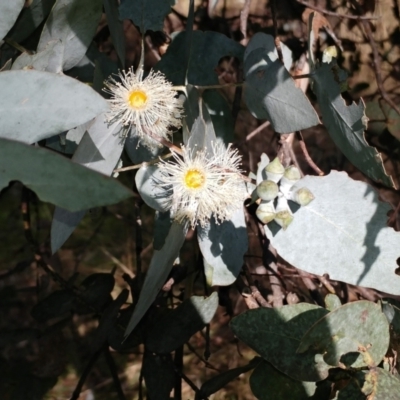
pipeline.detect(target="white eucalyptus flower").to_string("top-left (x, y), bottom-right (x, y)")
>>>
top-left (158, 142), bottom-right (245, 227)
top-left (104, 68), bottom-right (183, 149)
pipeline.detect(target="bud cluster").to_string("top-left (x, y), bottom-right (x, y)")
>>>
top-left (255, 157), bottom-right (314, 229)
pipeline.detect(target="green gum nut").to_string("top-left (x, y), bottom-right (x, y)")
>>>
top-left (274, 196), bottom-right (293, 230)
top-left (256, 180), bottom-right (279, 201)
top-left (289, 187), bottom-right (315, 206)
top-left (280, 165), bottom-right (301, 197)
top-left (265, 157), bottom-right (285, 183)
top-left (256, 201), bottom-right (276, 224)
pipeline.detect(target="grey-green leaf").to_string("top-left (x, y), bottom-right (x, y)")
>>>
top-left (7, 0), bottom-right (56, 43)
top-left (12, 40), bottom-right (64, 73)
top-left (0, 138), bottom-right (132, 211)
top-left (38, 0), bottom-right (103, 71)
top-left (298, 301), bottom-right (389, 369)
top-left (119, 0), bottom-right (174, 32)
top-left (244, 50), bottom-right (320, 133)
top-left (250, 361), bottom-right (316, 400)
top-left (311, 61), bottom-right (394, 187)
top-left (104, 0), bottom-right (125, 66)
top-left (199, 357), bottom-right (261, 399)
top-left (0, 0), bottom-right (25, 41)
top-left (264, 171), bottom-right (400, 295)
top-left (135, 165), bottom-right (169, 212)
top-left (146, 292), bottom-right (219, 353)
top-left (198, 207), bottom-right (248, 286)
top-left (124, 222), bottom-right (187, 338)
top-left (0, 70), bottom-right (108, 143)
top-left (155, 31), bottom-right (244, 85)
top-left (51, 115), bottom-right (125, 253)
top-left (203, 90), bottom-right (234, 145)
top-left (230, 303), bottom-right (330, 381)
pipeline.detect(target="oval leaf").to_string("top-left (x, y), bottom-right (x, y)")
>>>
top-left (250, 361), bottom-right (316, 400)
top-left (244, 49), bottom-right (320, 133)
top-left (230, 303), bottom-right (330, 381)
top-left (0, 0), bottom-right (25, 41)
top-left (38, 0), bottom-right (103, 71)
top-left (311, 61), bottom-right (394, 188)
top-left (119, 0), bottom-right (173, 32)
top-left (0, 138), bottom-right (132, 211)
top-left (0, 70), bottom-right (108, 143)
top-left (51, 115), bottom-right (126, 253)
top-left (155, 31), bottom-right (244, 85)
top-left (198, 207), bottom-right (248, 286)
top-left (264, 171), bottom-right (400, 295)
top-left (298, 301), bottom-right (390, 369)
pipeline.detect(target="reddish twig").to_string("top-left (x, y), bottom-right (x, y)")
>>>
top-left (296, 131), bottom-right (324, 176)
top-left (296, 0), bottom-right (380, 20)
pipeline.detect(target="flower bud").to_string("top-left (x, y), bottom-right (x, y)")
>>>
top-left (256, 201), bottom-right (276, 224)
top-left (288, 187), bottom-right (315, 206)
top-left (280, 165), bottom-right (301, 197)
top-left (265, 157), bottom-right (285, 183)
top-left (256, 180), bottom-right (279, 201)
top-left (274, 197), bottom-right (293, 230)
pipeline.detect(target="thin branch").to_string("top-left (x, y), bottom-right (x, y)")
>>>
top-left (173, 83), bottom-right (243, 92)
top-left (270, 0), bottom-right (283, 62)
top-left (70, 348), bottom-right (103, 400)
top-left (101, 247), bottom-right (134, 278)
top-left (185, 341), bottom-right (220, 372)
top-left (296, 0), bottom-right (380, 20)
top-left (240, 0), bottom-right (252, 45)
top-left (245, 120), bottom-right (270, 142)
top-left (104, 347), bottom-right (127, 400)
top-left (296, 131), bottom-right (324, 176)
top-left (114, 152), bottom-right (173, 173)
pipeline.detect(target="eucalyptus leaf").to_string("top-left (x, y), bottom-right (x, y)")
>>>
top-left (104, 0), bottom-right (125, 66)
top-left (230, 303), bottom-right (330, 381)
top-left (250, 360), bottom-right (317, 400)
top-left (125, 132), bottom-right (161, 164)
top-left (12, 40), bottom-right (64, 73)
top-left (153, 211), bottom-right (173, 250)
top-left (244, 32), bottom-right (293, 72)
top-left (146, 292), bottom-right (219, 353)
top-left (124, 222), bottom-right (187, 338)
top-left (51, 115), bottom-right (126, 253)
top-left (0, 70), bottom-right (108, 143)
top-left (135, 165), bottom-right (169, 212)
top-left (244, 50), bottom-right (320, 133)
top-left (198, 357), bottom-right (261, 399)
top-left (264, 171), bottom-right (400, 295)
top-left (0, 0), bottom-right (25, 41)
top-left (155, 30), bottom-right (244, 85)
top-left (298, 301), bottom-right (390, 369)
top-left (119, 0), bottom-right (174, 32)
top-left (38, 0), bottom-right (103, 71)
top-left (0, 138), bottom-right (132, 212)
top-left (311, 61), bottom-right (394, 187)
top-left (90, 289), bottom-right (129, 351)
top-left (7, 0), bottom-right (56, 43)
top-left (369, 368), bottom-right (400, 399)
top-left (31, 290), bottom-right (74, 322)
top-left (324, 294), bottom-right (341, 311)
top-left (198, 207), bottom-right (248, 286)
top-left (203, 90), bottom-right (234, 145)
top-left (142, 353), bottom-right (175, 400)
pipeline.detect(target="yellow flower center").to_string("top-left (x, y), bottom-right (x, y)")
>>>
top-left (184, 169), bottom-right (205, 189)
top-left (128, 90), bottom-right (147, 109)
